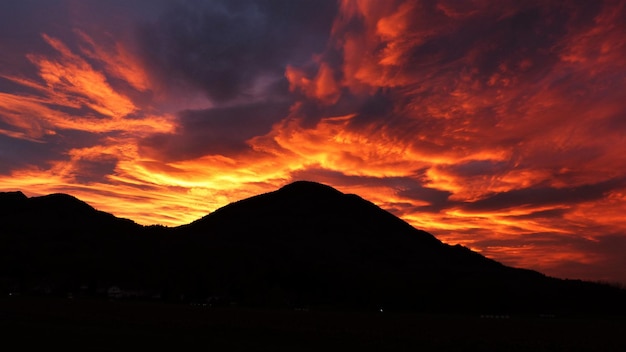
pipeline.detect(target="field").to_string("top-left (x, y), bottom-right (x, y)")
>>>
top-left (1, 296), bottom-right (625, 351)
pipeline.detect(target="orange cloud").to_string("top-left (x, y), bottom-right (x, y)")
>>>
top-left (74, 30), bottom-right (151, 92)
top-left (249, 0), bottom-right (626, 284)
top-left (0, 32), bottom-right (174, 141)
top-left (285, 63), bottom-right (340, 104)
top-left (30, 34), bottom-right (137, 118)
top-left (1, 1), bottom-right (626, 286)
top-left (0, 91), bottom-right (174, 140)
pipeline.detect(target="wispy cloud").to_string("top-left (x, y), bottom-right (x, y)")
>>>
top-left (1, 0), bottom-right (625, 285)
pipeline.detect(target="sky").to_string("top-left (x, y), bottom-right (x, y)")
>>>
top-left (1, 0), bottom-right (625, 286)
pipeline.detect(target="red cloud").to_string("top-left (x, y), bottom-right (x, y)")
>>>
top-left (1, 0), bottom-right (626, 285)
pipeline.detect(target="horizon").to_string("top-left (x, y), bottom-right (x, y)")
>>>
top-left (1, 1), bottom-right (625, 286)
top-left (5, 181), bottom-right (626, 288)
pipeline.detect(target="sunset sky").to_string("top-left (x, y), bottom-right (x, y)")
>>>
top-left (1, 0), bottom-right (625, 285)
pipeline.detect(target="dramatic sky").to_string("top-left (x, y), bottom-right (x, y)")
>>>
top-left (1, 0), bottom-right (625, 285)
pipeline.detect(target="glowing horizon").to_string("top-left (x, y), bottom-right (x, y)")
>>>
top-left (1, 0), bottom-right (626, 286)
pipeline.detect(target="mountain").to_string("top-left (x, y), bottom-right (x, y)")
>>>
top-left (1, 182), bottom-right (625, 315)
top-left (1, 191), bottom-right (138, 231)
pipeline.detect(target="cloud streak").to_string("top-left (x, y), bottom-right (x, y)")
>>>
top-left (1, 0), bottom-right (626, 286)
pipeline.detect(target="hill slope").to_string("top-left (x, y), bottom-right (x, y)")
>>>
top-left (1, 182), bottom-right (624, 315)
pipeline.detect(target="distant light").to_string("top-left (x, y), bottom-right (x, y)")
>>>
top-left (379, 308), bottom-right (383, 313)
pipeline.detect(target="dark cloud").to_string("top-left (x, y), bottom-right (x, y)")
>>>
top-left (396, 185), bottom-right (453, 213)
top-left (71, 157), bottom-right (118, 184)
top-left (0, 0), bottom-right (70, 74)
top-left (582, 234), bottom-right (626, 284)
top-left (474, 231), bottom-right (626, 284)
top-left (312, 0), bottom-right (610, 152)
top-left (393, 1), bottom-right (602, 77)
top-left (444, 160), bottom-right (510, 178)
top-left (135, 0), bottom-right (337, 103)
top-left (472, 232), bottom-right (590, 250)
top-left (461, 177), bottom-right (626, 212)
top-left (509, 207), bottom-right (569, 220)
top-left (1, 0), bottom-right (626, 285)
top-left (0, 134), bottom-right (51, 173)
top-left (349, 89), bottom-right (397, 127)
top-left (140, 101), bottom-right (290, 161)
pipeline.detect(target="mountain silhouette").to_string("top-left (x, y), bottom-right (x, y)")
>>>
top-left (1, 181), bottom-right (625, 315)
top-left (1, 191), bottom-right (137, 231)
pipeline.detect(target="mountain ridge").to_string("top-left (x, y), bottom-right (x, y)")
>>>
top-left (1, 181), bottom-right (625, 315)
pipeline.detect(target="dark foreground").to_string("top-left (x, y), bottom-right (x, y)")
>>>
top-left (1, 297), bottom-right (625, 351)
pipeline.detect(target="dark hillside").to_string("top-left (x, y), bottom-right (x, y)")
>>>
top-left (1, 182), bottom-right (625, 316)
top-left (0, 192), bottom-right (154, 296)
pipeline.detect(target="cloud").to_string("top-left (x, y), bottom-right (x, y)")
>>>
top-left (248, 0), bottom-right (626, 284)
top-left (474, 232), bottom-right (626, 284)
top-left (140, 101), bottom-right (290, 161)
top-left (458, 177), bottom-right (626, 213)
top-left (135, 0), bottom-right (337, 104)
top-left (1, 0), bottom-right (626, 286)
top-left (0, 32), bottom-right (174, 140)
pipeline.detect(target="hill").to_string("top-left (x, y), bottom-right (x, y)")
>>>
top-left (1, 181), bottom-right (625, 315)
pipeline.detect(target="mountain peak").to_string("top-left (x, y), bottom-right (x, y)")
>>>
top-left (30, 193), bottom-right (97, 213)
top-left (0, 190), bottom-right (27, 202)
top-left (0, 191), bottom-right (28, 212)
top-left (0, 190), bottom-right (94, 212)
top-left (278, 180), bottom-right (343, 197)
top-left (186, 179), bottom-right (445, 252)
